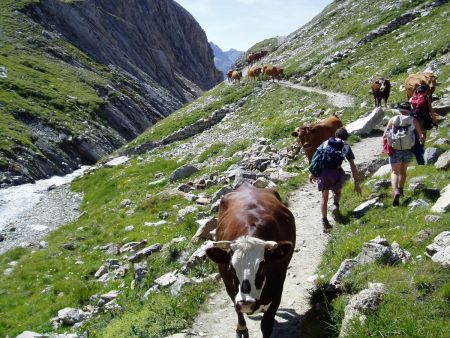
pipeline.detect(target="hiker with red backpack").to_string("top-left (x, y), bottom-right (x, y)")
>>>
top-left (384, 104), bottom-right (425, 206)
top-left (309, 127), bottom-right (361, 230)
top-left (409, 84), bottom-right (438, 144)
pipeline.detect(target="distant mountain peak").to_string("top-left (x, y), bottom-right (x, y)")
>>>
top-left (210, 42), bottom-right (244, 79)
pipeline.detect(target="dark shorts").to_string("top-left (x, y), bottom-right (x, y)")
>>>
top-left (389, 150), bottom-right (413, 164)
top-left (317, 168), bottom-right (345, 193)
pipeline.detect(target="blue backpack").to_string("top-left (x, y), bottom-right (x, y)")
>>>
top-left (309, 138), bottom-right (346, 176)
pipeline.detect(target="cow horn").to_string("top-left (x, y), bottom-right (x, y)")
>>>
top-left (212, 241), bottom-right (232, 249)
top-left (264, 241), bottom-right (278, 251)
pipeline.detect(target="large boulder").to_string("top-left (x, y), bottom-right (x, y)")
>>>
top-left (425, 231), bottom-right (450, 268)
top-left (435, 150), bottom-right (450, 170)
top-left (424, 147), bottom-right (443, 164)
top-left (169, 165), bottom-right (199, 182)
top-left (431, 184), bottom-right (450, 213)
top-left (346, 107), bottom-right (385, 135)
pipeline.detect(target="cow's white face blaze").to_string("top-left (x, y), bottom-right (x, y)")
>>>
top-left (230, 237), bottom-right (272, 312)
top-left (379, 79), bottom-right (386, 92)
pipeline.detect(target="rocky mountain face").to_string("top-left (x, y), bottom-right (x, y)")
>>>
top-left (210, 42), bottom-right (243, 78)
top-left (0, 0), bottom-right (222, 187)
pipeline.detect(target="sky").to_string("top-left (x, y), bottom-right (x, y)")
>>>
top-left (175, 0), bottom-right (333, 51)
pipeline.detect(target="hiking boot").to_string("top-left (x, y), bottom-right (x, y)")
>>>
top-left (331, 203), bottom-right (341, 221)
top-left (322, 218), bottom-right (332, 231)
top-left (392, 191), bottom-right (400, 207)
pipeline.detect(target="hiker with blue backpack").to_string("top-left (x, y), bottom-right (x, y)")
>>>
top-left (309, 127), bottom-right (361, 230)
top-left (384, 104), bottom-right (425, 206)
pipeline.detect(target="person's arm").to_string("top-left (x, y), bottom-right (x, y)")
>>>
top-left (412, 118), bottom-right (425, 144)
top-left (383, 119), bottom-right (393, 136)
top-left (348, 159), bottom-right (362, 195)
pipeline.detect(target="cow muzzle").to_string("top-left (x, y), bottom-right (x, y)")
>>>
top-left (236, 300), bottom-right (260, 314)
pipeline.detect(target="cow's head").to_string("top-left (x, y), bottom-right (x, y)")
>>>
top-left (206, 237), bottom-right (293, 314)
top-left (375, 78), bottom-right (387, 92)
top-left (291, 126), bottom-right (317, 149)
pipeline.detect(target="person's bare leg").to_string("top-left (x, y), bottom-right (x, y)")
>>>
top-left (321, 190), bottom-right (329, 219)
top-left (391, 163), bottom-right (401, 206)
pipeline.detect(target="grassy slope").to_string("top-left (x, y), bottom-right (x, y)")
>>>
top-left (0, 0), bottom-right (449, 337)
top-left (0, 0), bottom-right (112, 168)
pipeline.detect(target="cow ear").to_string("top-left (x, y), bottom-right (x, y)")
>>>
top-left (206, 247), bottom-right (231, 264)
top-left (265, 241), bottom-right (293, 261)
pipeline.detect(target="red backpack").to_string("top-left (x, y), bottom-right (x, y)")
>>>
top-left (410, 92), bottom-right (428, 115)
top-left (410, 92), bottom-right (433, 130)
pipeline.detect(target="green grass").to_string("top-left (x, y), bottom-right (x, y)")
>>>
top-left (1, 0), bottom-right (449, 336)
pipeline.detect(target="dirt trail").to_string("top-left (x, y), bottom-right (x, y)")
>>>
top-left (279, 81), bottom-right (355, 108)
top-left (167, 137), bottom-right (383, 336)
top-left (226, 78), bottom-right (354, 109)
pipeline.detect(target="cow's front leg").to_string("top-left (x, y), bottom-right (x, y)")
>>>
top-left (260, 307), bottom-right (277, 338)
top-left (236, 312), bottom-right (249, 338)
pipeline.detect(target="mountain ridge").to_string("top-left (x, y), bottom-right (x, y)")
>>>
top-left (0, 0), bottom-right (221, 187)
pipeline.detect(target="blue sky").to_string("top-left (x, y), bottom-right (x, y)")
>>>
top-left (175, 0), bottom-right (333, 51)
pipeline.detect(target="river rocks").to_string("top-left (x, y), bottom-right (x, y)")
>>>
top-left (431, 184), bottom-right (450, 213)
top-left (435, 150), bottom-right (450, 169)
top-left (170, 165), bottom-right (199, 182)
top-left (339, 283), bottom-right (386, 338)
top-left (425, 231), bottom-right (450, 267)
top-left (424, 147), bottom-right (443, 164)
top-left (346, 107), bottom-right (385, 135)
top-left (192, 217), bottom-right (217, 243)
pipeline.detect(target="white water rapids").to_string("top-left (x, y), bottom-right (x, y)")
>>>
top-left (0, 167), bottom-right (88, 232)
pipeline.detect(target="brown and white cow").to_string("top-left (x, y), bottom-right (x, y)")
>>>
top-left (291, 113), bottom-right (343, 161)
top-left (206, 183), bottom-right (295, 338)
top-left (371, 77), bottom-right (391, 107)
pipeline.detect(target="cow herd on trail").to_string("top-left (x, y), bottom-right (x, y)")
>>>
top-left (206, 54), bottom-right (440, 336)
top-left (227, 49), bottom-right (284, 84)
